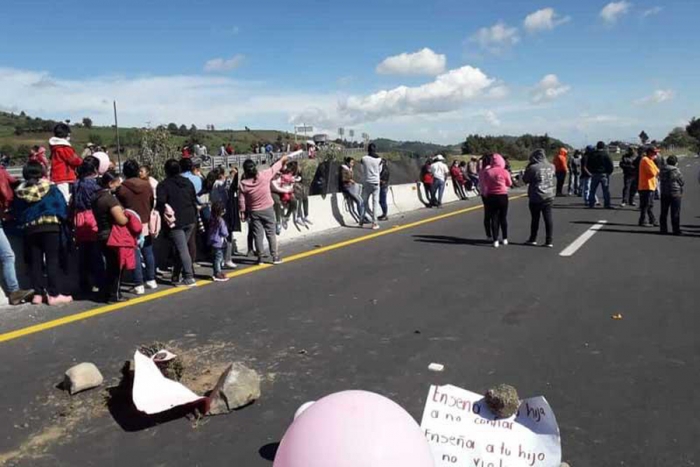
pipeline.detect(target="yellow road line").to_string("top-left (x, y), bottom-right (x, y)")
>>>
top-left (0, 194), bottom-right (526, 344)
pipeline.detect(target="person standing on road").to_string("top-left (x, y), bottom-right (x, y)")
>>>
top-left (659, 155), bottom-right (684, 235)
top-left (430, 155), bottom-right (449, 208)
top-left (378, 159), bottom-right (390, 221)
top-left (523, 149), bottom-right (556, 248)
top-left (450, 161), bottom-right (467, 200)
top-left (239, 155), bottom-right (289, 265)
top-left (586, 142), bottom-right (614, 209)
top-left (553, 148), bottom-right (569, 197)
top-left (0, 165), bottom-right (34, 305)
top-left (619, 148), bottom-right (637, 207)
top-left (157, 159), bottom-right (199, 286)
top-left (420, 157), bottom-right (435, 207)
top-left (478, 154), bottom-right (493, 239)
top-left (360, 144), bottom-right (382, 229)
top-left (580, 146), bottom-right (593, 202)
top-left (638, 148), bottom-right (660, 227)
top-left (117, 160), bottom-right (157, 295)
top-left (481, 154), bottom-right (512, 248)
top-left (568, 150), bottom-right (582, 196)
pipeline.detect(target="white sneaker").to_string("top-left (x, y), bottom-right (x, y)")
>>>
top-left (372, 224), bottom-right (380, 230)
top-left (145, 280), bottom-right (158, 290)
top-left (224, 261), bottom-right (238, 269)
top-left (304, 217), bottom-right (313, 225)
top-left (131, 285), bottom-right (145, 295)
top-left (502, 239), bottom-right (509, 246)
top-left (493, 241), bottom-right (500, 248)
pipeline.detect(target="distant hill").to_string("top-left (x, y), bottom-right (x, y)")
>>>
top-left (371, 138), bottom-right (459, 158)
top-left (0, 111), bottom-right (300, 161)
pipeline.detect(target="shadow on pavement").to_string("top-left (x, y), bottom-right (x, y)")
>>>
top-left (259, 442), bottom-right (280, 462)
top-left (413, 235), bottom-right (491, 246)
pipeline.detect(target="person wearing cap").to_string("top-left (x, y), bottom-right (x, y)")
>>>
top-left (81, 143), bottom-right (96, 159)
top-left (360, 143), bottom-right (383, 229)
top-left (429, 155), bottom-right (450, 208)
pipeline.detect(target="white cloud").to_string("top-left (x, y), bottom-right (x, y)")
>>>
top-left (338, 65), bottom-right (497, 123)
top-left (483, 110), bottom-right (501, 127)
top-left (600, 2), bottom-right (632, 23)
top-left (203, 54), bottom-right (245, 72)
top-left (470, 22), bottom-right (520, 53)
top-left (635, 89), bottom-right (675, 105)
top-left (376, 48), bottom-right (446, 76)
top-left (531, 74), bottom-right (571, 103)
top-left (641, 6), bottom-right (662, 17)
top-left (0, 67), bottom-right (337, 130)
top-left (524, 8), bottom-right (571, 33)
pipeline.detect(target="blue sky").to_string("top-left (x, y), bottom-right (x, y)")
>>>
top-left (0, 0), bottom-right (697, 145)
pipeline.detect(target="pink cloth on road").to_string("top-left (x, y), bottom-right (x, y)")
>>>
top-left (239, 160), bottom-right (284, 213)
top-left (480, 153), bottom-right (512, 196)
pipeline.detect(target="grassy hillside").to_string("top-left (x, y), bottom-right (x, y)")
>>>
top-left (0, 111), bottom-right (301, 162)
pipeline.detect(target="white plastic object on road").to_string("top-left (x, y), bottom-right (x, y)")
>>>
top-left (428, 363), bottom-right (445, 372)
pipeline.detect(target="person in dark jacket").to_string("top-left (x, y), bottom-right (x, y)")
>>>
top-left (156, 159), bottom-right (198, 286)
top-left (659, 155), bottom-right (684, 235)
top-left (522, 149), bottom-right (555, 247)
top-left (619, 148), bottom-right (637, 206)
top-left (72, 156), bottom-right (104, 295)
top-left (378, 159), bottom-right (390, 221)
top-left (13, 162), bottom-right (71, 306)
top-left (117, 159), bottom-right (156, 294)
top-left (586, 142), bottom-right (614, 209)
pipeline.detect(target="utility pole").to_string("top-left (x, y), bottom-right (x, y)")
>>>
top-left (113, 101), bottom-right (122, 171)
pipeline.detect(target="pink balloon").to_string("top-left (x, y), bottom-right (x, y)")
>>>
top-left (274, 391), bottom-right (435, 467)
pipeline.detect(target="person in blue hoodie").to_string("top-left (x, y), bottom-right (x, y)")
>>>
top-left (522, 149), bottom-right (556, 247)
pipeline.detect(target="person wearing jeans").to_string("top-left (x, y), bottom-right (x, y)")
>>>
top-left (340, 158), bottom-right (363, 221)
top-left (168, 224), bottom-right (196, 282)
top-left (378, 159), bottom-right (390, 221)
top-left (360, 144), bottom-right (383, 229)
top-left (429, 155), bottom-right (449, 208)
top-left (0, 227), bottom-right (33, 305)
top-left (0, 166), bottom-right (33, 305)
top-left (523, 149), bottom-right (556, 247)
top-left (619, 148), bottom-right (637, 206)
top-left (586, 142), bottom-right (614, 209)
top-left (117, 159), bottom-right (157, 294)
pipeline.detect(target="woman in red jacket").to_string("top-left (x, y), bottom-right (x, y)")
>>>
top-left (92, 171), bottom-right (129, 303)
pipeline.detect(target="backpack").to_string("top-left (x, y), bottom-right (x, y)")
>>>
top-left (74, 210), bottom-right (98, 242)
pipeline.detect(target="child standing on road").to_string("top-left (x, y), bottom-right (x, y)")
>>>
top-left (659, 155), bottom-right (684, 235)
top-left (208, 202), bottom-right (230, 282)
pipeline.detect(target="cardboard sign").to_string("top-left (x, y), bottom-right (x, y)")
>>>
top-left (420, 385), bottom-right (561, 467)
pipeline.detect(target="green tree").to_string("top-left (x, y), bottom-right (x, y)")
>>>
top-left (178, 124), bottom-right (188, 136)
top-left (686, 118), bottom-right (700, 149)
top-left (167, 123), bottom-right (178, 134)
top-left (139, 126), bottom-right (178, 180)
top-left (639, 131), bottom-right (650, 145)
top-left (82, 117), bottom-right (93, 129)
top-left (663, 127), bottom-right (695, 149)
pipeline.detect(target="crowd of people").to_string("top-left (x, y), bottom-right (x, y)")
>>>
top-left (0, 121), bottom-right (687, 307)
top-left (0, 123), bottom-right (323, 307)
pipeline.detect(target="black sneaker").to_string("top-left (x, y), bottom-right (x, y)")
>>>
top-left (272, 256), bottom-right (283, 265)
top-left (183, 278), bottom-right (197, 287)
top-left (9, 289), bottom-right (34, 306)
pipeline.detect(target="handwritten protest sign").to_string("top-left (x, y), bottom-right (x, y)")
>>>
top-left (420, 385), bottom-right (561, 467)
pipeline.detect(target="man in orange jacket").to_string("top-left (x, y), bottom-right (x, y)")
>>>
top-left (638, 147), bottom-right (660, 226)
top-left (553, 148), bottom-right (568, 196)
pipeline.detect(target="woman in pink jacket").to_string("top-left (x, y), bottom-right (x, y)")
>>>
top-left (480, 154), bottom-right (512, 248)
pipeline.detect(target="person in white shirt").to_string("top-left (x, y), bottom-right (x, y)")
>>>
top-left (430, 155), bottom-right (450, 207)
top-left (360, 143), bottom-right (383, 229)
